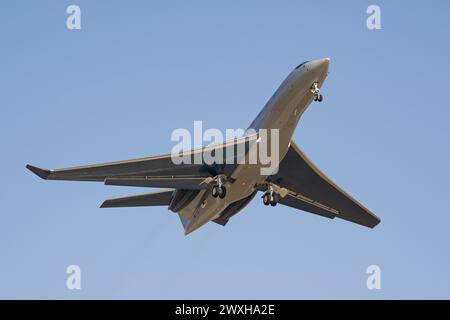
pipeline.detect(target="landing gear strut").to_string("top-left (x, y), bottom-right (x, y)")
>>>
top-left (262, 185), bottom-right (278, 206)
top-left (211, 176), bottom-right (226, 199)
top-left (311, 82), bottom-right (323, 102)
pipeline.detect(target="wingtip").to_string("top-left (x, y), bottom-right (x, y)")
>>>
top-left (26, 164), bottom-right (51, 180)
top-left (372, 217), bottom-right (382, 228)
top-left (367, 216), bottom-right (381, 229)
top-left (99, 200), bottom-right (110, 208)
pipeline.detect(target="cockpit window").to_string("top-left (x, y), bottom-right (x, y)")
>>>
top-left (295, 61), bottom-right (309, 69)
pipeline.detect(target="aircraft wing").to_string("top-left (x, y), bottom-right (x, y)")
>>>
top-left (26, 135), bottom-right (257, 187)
top-left (26, 151), bottom-right (214, 183)
top-left (269, 141), bottom-right (380, 228)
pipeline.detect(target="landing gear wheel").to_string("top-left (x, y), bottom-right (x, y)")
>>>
top-left (263, 193), bottom-right (270, 205)
top-left (212, 185), bottom-right (226, 198)
top-left (270, 194), bottom-right (278, 206)
top-left (311, 82), bottom-right (323, 102)
top-left (218, 185), bottom-right (226, 199)
top-left (212, 185), bottom-right (219, 198)
top-left (263, 191), bottom-right (278, 206)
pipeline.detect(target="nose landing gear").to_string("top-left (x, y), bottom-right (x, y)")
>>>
top-left (311, 82), bottom-right (323, 102)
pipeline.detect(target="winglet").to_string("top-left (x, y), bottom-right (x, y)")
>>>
top-left (26, 164), bottom-right (51, 180)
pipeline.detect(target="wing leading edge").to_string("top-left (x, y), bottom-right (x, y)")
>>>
top-left (26, 135), bottom-right (259, 184)
top-left (270, 141), bottom-right (380, 228)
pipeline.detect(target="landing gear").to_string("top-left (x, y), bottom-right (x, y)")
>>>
top-left (212, 185), bottom-right (226, 198)
top-left (311, 82), bottom-right (323, 102)
top-left (262, 186), bottom-right (278, 206)
top-left (263, 193), bottom-right (270, 205)
top-left (313, 94), bottom-right (323, 102)
top-left (211, 176), bottom-right (226, 199)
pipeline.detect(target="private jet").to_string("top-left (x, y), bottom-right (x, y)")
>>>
top-left (27, 58), bottom-right (380, 234)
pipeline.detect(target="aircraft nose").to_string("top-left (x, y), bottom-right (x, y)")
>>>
top-left (311, 57), bottom-right (330, 73)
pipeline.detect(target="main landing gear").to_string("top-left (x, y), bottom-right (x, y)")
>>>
top-left (311, 82), bottom-right (323, 102)
top-left (211, 176), bottom-right (226, 199)
top-left (262, 185), bottom-right (278, 206)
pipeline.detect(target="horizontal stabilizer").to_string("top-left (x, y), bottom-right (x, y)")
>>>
top-left (26, 165), bottom-right (51, 180)
top-left (104, 176), bottom-right (208, 189)
top-left (100, 190), bottom-right (174, 208)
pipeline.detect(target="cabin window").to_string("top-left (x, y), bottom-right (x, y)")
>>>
top-left (295, 61), bottom-right (309, 70)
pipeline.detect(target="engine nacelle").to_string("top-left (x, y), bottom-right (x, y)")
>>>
top-left (168, 189), bottom-right (200, 212)
top-left (214, 191), bottom-right (257, 225)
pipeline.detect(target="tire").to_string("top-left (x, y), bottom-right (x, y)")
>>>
top-left (212, 186), bottom-right (219, 198)
top-left (218, 186), bottom-right (226, 199)
top-left (263, 194), bottom-right (270, 206)
top-left (318, 94), bottom-right (323, 102)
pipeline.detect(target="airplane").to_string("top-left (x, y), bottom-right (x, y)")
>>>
top-left (27, 58), bottom-right (380, 235)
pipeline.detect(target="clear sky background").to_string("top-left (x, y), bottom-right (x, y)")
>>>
top-left (1, 1), bottom-right (449, 299)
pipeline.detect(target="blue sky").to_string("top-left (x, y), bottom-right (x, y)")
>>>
top-left (1, 1), bottom-right (449, 299)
